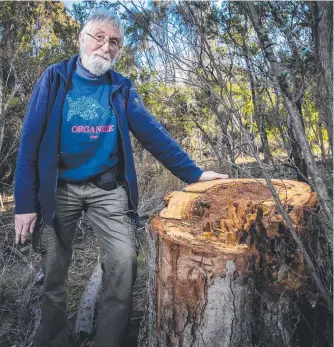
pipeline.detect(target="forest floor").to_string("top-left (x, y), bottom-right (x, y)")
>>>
top-left (0, 158), bottom-right (332, 347)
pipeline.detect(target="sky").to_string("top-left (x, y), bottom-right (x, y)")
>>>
top-left (62, 1), bottom-right (81, 11)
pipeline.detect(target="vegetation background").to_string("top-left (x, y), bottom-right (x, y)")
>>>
top-left (0, 1), bottom-right (332, 346)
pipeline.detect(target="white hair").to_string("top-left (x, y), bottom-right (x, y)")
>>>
top-left (79, 9), bottom-right (124, 75)
top-left (81, 9), bottom-right (124, 47)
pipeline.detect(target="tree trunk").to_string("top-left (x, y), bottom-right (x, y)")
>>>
top-left (312, 2), bottom-right (333, 151)
top-left (0, 68), bottom-right (4, 155)
top-left (286, 114), bottom-right (308, 183)
top-left (139, 179), bottom-right (318, 347)
top-left (211, 102), bottom-right (236, 166)
top-left (244, 43), bottom-right (273, 164)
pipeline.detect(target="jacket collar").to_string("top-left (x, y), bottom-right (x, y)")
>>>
top-left (54, 54), bottom-right (125, 91)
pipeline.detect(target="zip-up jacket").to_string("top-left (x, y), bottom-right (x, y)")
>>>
top-left (14, 55), bottom-right (203, 225)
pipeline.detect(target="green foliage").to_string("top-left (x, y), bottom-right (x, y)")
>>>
top-left (0, 1), bottom-right (80, 184)
top-left (71, 1), bottom-right (120, 26)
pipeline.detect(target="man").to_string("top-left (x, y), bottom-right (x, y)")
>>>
top-left (14, 10), bottom-right (227, 347)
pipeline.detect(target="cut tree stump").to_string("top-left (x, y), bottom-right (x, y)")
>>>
top-left (138, 178), bottom-right (318, 347)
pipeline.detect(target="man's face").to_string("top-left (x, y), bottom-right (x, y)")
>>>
top-left (79, 24), bottom-right (122, 75)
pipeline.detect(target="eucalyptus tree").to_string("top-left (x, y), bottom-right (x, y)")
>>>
top-left (117, 1), bottom-right (255, 174)
top-left (0, 1), bottom-right (79, 187)
top-left (310, 2), bottom-right (333, 151)
top-left (239, 1), bottom-right (332, 229)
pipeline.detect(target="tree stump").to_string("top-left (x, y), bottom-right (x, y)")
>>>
top-left (139, 179), bottom-right (318, 347)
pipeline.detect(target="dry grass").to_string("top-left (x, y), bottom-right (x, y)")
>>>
top-left (0, 207), bottom-right (43, 347)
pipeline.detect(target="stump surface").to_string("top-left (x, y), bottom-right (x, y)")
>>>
top-left (156, 178), bottom-right (315, 252)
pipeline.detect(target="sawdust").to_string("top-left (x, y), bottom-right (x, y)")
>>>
top-left (187, 182), bottom-right (272, 236)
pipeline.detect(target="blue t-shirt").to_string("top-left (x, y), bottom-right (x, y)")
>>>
top-left (58, 62), bottom-right (118, 181)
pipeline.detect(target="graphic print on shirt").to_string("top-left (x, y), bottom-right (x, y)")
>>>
top-left (59, 70), bottom-right (118, 181)
top-left (64, 95), bottom-right (116, 139)
top-left (66, 95), bottom-right (112, 121)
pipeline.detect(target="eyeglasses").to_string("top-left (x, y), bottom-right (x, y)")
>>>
top-left (85, 32), bottom-right (121, 50)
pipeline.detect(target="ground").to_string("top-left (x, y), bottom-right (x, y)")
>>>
top-left (0, 159), bottom-right (332, 346)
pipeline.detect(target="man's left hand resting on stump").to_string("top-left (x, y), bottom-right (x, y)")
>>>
top-left (198, 171), bottom-right (229, 182)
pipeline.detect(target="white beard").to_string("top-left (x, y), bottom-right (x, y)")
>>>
top-left (80, 46), bottom-right (115, 76)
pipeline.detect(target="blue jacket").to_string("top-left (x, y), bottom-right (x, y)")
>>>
top-left (14, 55), bottom-right (203, 225)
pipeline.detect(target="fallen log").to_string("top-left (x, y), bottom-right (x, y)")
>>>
top-left (139, 178), bottom-right (318, 347)
top-left (74, 262), bottom-right (102, 335)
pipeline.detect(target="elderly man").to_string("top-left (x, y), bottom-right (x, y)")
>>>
top-left (14, 9), bottom-right (227, 347)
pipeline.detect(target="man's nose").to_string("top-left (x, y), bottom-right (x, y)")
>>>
top-left (100, 40), bottom-right (111, 53)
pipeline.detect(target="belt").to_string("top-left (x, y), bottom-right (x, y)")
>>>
top-left (57, 177), bottom-right (120, 191)
top-left (58, 166), bottom-right (123, 191)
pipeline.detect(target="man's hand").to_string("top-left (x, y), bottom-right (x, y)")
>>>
top-left (15, 213), bottom-right (37, 245)
top-left (198, 171), bottom-right (229, 182)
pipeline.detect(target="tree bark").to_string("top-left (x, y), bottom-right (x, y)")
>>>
top-left (74, 262), bottom-right (102, 335)
top-left (0, 69), bottom-right (4, 155)
top-left (286, 113), bottom-right (308, 182)
top-left (244, 41), bottom-right (273, 164)
top-left (139, 179), bottom-right (319, 347)
top-left (312, 2), bottom-right (333, 151)
top-left (0, 61), bottom-right (20, 155)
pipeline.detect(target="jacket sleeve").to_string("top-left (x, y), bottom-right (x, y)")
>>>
top-left (14, 70), bottom-right (52, 214)
top-left (125, 82), bottom-right (203, 184)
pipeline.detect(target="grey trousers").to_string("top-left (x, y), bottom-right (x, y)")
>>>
top-left (35, 182), bottom-right (138, 347)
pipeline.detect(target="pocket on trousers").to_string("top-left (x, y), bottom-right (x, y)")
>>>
top-left (32, 214), bottom-right (46, 254)
top-left (125, 210), bottom-right (139, 255)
